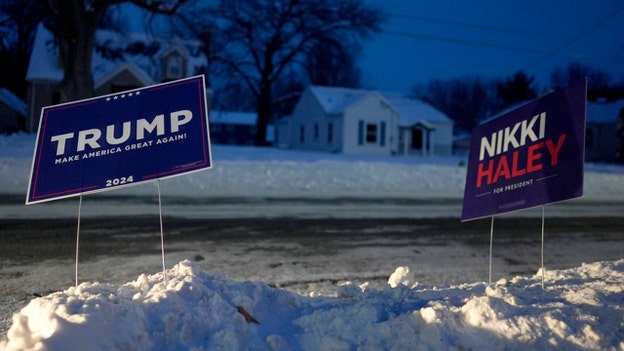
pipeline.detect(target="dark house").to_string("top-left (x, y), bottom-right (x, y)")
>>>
top-left (586, 99), bottom-right (624, 163)
top-left (25, 24), bottom-right (207, 132)
top-left (209, 110), bottom-right (259, 145)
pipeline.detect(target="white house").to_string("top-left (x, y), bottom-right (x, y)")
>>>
top-left (276, 86), bottom-right (454, 156)
top-left (276, 86), bottom-right (399, 155)
top-left (381, 92), bottom-right (454, 156)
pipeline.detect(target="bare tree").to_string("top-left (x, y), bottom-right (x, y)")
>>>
top-left (550, 61), bottom-right (611, 96)
top-left (414, 77), bottom-right (496, 134)
top-left (180, 0), bottom-right (383, 146)
top-left (36, 0), bottom-right (186, 102)
top-left (496, 71), bottom-right (537, 110)
top-left (305, 39), bottom-right (362, 88)
top-left (0, 0), bottom-right (44, 98)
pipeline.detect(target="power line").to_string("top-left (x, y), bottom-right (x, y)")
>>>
top-left (382, 11), bottom-right (563, 40)
top-left (378, 6), bottom-right (624, 65)
top-left (520, 4), bottom-right (624, 70)
top-left (379, 28), bottom-right (615, 62)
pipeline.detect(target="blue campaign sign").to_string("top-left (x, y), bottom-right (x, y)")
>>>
top-left (26, 75), bottom-right (212, 204)
top-left (461, 80), bottom-right (586, 221)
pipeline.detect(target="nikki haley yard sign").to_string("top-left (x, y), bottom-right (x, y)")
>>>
top-left (461, 80), bottom-right (586, 221)
top-left (26, 75), bottom-right (211, 204)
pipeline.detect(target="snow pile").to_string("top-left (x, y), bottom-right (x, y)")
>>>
top-left (2, 259), bottom-right (623, 350)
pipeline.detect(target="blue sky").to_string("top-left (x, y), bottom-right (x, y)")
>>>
top-left (360, 0), bottom-right (624, 93)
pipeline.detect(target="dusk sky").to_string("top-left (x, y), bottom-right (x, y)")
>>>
top-left (360, 0), bottom-right (624, 93)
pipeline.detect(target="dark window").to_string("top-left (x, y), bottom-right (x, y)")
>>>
top-left (412, 129), bottom-right (423, 149)
top-left (328, 123), bottom-right (333, 143)
top-left (300, 125), bottom-right (305, 143)
top-left (366, 124), bottom-right (377, 143)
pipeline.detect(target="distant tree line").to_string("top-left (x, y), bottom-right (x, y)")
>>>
top-left (1, 0), bottom-right (624, 146)
top-left (412, 65), bottom-right (624, 135)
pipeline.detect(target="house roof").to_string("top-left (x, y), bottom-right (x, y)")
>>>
top-left (93, 61), bottom-right (155, 90)
top-left (0, 88), bottom-right (26, 116)
top-left (307, 86), bottom-right (453, 127)
top-left (587, 99), bottom-right (624, 124)
top-left (26, 24), bottom-right (64, 82)
top-left (26, 23), bottom-right (206, 85)
top-left (210, 110), bottom-right (257, 125)
top-left (309, 86), bottom-right (377, 115)
top-left (380, 92), bottom-right (453, 126)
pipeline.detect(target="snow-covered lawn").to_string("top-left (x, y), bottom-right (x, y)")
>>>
top-left (3, 133), bottom-right (624, 204)
top-left (1, 133), bottom-right (624, 350)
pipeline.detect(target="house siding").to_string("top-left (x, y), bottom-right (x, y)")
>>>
top-left (342, 95), bottom-right (397, 155)
top-left (429, 121), bottom-right (454, 156)
top-left (288, 89), bottom-right (343, 153)
top-left (586, 121), bottom-right (618, 162)
top-left (585, 100), bottom-right (624, 163)
top-left (95, 69), bottom-right (146, 96)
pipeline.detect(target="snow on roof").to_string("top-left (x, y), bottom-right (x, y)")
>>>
top-left (210, 110), bottom-right (257, 125)
top-left (308, 86), bottom-right (452, 127)
top-left (93, 61), bottom-right (155, 89)
top-left (380, 92), bottom-right (453, 127)
top-left (587, 99), bottom-right (624, 124)
top-left (26, 24), bottom-right (63, 82)
top-left (0, 88), bottom-right (26, 116)
top-left (26, 24), bottom-right (206, 85)
top-left (309, 86), bottom-right (373, 115)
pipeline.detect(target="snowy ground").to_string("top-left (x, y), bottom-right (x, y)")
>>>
top-left (2, 259), bottom-right (624, 350)
top-left (1, 133), bottom-right (624, 350)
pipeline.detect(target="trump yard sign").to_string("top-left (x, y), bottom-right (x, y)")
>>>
top-left (462, 80), bottom-right (586, 221)
top-left (26, 75), bottom-right (211, 204)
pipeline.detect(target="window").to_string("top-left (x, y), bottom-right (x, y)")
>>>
top-left (166, 54), bottom-right (184, 79)
top-left (327, 123), bottom-right (333, 143)
top-left (314, 123), bottom-right (319, 140)
top-left (300, 125), bottom-right (305, 143)
top-left (366, 123), bottom-right (377, 143)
